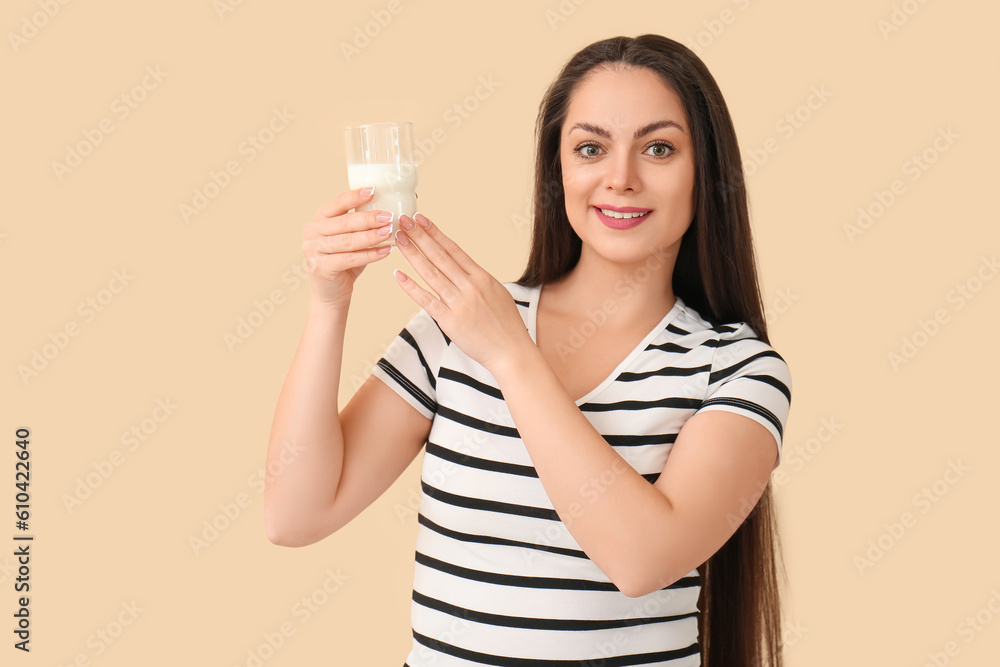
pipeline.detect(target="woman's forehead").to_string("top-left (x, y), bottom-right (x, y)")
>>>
top-left (563, 68), bottom-right (689, 136)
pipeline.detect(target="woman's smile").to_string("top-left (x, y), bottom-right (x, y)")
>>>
top-left (594, 205), bottom-right (652, 229)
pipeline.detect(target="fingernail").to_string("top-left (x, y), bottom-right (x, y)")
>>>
top-left (415, 212), bottom-right (430, 228)
top-left (361, 186), bottom-right (375, 197)
top-left (400, 215), bottom-right (415, 231)
top-left (377, 224), bottom-right (392, 236)
top-left (394, 269), bottom-right (407, 283)
top-left (376, 211), bottom-right (393, 223)
top-left (395, 230), bottom-right (410, 246)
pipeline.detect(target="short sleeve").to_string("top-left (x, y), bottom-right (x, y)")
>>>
top-left (694, 324), bottom-right (792, 471)
top-left (369, 307), bottom-right (451, 420)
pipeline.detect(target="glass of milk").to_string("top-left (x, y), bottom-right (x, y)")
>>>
top-left (344, 121), bottom-right (418, 247)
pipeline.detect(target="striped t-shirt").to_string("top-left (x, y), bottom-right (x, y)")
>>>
top-left (370, 281), bottom-right (792, 667)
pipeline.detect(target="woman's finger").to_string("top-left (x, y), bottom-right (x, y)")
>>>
top-left (315, 186), bottom-right (376, 219)
top-left (413, 213), bottom-right (481, 276)
top-left (393, 268), bottom-right (449, 319)
top-left (306, 209), bottom-right (392, 242)
top-left (393, 220), bottom-right (461, 304)
top-left (396, 214), bottom-right (472, 288)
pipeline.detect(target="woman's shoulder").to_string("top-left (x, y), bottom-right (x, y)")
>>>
top-left (671, 299), bottom-right (787, 362)
top-left (669, 297), bottom-right (752, 339)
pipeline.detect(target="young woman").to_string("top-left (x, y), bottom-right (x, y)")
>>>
top-left (265, 34), bottom-right (792, 667)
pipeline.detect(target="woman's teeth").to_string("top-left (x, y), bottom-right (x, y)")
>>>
top-left (598, 208), bottom-right (649, 219)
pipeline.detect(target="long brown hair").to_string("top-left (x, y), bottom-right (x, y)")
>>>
top-left (515, 34), bottom-right (785, 667)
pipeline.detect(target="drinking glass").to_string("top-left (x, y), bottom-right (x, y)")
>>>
top-left (344, 121), bottom-right (418, 247)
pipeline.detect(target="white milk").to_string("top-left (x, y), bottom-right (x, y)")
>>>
top-left (347, 162), bottom-right (418, 246)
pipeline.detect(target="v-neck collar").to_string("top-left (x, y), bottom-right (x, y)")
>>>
top-left (525, 283), bottom-right (685, 406)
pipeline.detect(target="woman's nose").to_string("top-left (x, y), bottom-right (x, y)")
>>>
top-left (605, 152), bottom-right (640, 193)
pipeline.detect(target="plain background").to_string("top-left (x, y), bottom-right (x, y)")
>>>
top-left (3, 0), bottom-right (998, 664)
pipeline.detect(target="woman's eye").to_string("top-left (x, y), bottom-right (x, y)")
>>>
top-left (646, 142), bottom-right (673, 158)
top-left (574, 142), bottom-right (672, 159)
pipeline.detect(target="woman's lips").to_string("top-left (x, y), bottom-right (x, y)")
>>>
top-left (595, 204), bottom-right (652, 213)
top-left (594, 206), bottom-right (651, 229)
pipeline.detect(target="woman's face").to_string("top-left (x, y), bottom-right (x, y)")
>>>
top-left (559, 66), bottom-right (695, 268)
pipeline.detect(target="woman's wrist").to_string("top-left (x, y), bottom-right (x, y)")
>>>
top-left (306, 297), bottom-right (351, 328)
top-left (485, 337), bottom-right (543, 383)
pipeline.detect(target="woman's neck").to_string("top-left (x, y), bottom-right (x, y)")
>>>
top-left (543, 254), bottom-right (677, 330)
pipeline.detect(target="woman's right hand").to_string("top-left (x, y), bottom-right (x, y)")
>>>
top-left (302, 187), bottom-right (395, 309)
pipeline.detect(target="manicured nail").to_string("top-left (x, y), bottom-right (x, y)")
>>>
top-left (394, 230), bottom-right (410, 246)
top-left (394, 269), bottom-right (407, 283)
top-left (400, 215), bottom-right (415, 231)
top-left (376, 211), bottom-right (393, 223)
top-left (361, 186), bottom-right (375, 197)
top-left (414, 212), bottom-right (430, 228)
top-left (377, 224), bottom-right (392, 236)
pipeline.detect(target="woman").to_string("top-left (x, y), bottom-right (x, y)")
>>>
top-left (265, 34), bottom-right (792, 667)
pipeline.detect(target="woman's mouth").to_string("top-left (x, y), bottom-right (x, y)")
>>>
top-left (594, 206), bottom-right (651, 229)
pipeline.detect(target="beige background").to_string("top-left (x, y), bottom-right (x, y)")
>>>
top-left (3, 0), bottom-right (997, 664)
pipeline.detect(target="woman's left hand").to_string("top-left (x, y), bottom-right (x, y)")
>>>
top-left (392, 213), bottom-right (533, 372)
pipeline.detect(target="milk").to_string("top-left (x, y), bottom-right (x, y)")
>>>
top-left (347, 162), bottom-right (418, 246)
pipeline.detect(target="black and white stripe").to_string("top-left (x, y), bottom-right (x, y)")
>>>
top-left (372, 282), bottom-right (792, 666)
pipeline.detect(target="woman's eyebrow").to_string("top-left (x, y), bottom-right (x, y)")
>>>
top-left (568, 120), bottom-right (686, 139)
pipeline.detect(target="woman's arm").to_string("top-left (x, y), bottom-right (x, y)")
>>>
top-left (486, 344), bottom-right (778, 598)
top-left (263, 304), bottom-right (351, 545)
top-left (263, 302), bottom-right (432, 547)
